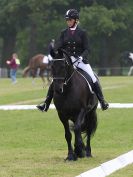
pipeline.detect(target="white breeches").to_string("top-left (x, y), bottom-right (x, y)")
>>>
top-left (71, 56), bottom-right (97, 83)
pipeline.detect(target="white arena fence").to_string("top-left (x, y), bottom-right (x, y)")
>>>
top-left (0, 103), bottom-right (133, 177)
top-left (76, 150), bottom-right (133, 177)
top-left (0, 103), bottom-right (133, 110)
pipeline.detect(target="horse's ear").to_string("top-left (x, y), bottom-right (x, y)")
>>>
top-left (50, 48), bottom-right (63, 59)
top-left (61, 49), bottom-right (73, 65)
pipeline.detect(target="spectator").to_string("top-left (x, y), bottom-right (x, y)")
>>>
top-left (6, 53), bottom-right (20, 84)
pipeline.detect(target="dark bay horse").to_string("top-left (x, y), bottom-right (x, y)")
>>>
top-left (23, 54), bottom-right (51, 83)
top-left (51, 49), bottom-right (98, 161)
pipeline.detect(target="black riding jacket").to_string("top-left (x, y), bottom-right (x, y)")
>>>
top-left (54, 26), bottom-right (90, 64)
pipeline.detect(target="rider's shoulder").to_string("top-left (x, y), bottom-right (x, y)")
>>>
top-left (61, 28), bottom-right (68, 33)
top-left (78, 26), bottom-right (87, 33)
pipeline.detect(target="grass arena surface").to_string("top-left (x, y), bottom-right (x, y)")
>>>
top-left (0, 77), bottom-right (133, 177)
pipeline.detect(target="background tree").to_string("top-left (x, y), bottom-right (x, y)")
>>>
top-left (0, 0), bottom-right (30, 67)
top-left (0, 0), bottom-right (133, 75)
top-left (80, 0), bottom-right (133, 75)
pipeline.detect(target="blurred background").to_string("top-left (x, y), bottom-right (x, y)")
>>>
top-left (0, 0), bottom-right (133, 77)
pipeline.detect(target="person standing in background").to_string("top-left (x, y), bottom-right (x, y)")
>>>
top-left (47, 39), bottom-right (55, 61)
top-left (6, 53), bottom-right (20, 84)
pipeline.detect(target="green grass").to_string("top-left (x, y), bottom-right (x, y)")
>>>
top-left (0, 77), bottom-right (133, 177)
top-left (0, 78), bottom-right (47, 105)
top-left (0, 76), bottom-right (133, 105)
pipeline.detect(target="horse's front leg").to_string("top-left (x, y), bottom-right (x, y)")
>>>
top-left (39, 69), bottom-right (45, 84)
top-left (61, 119), bottom-right (77, 161)
top-left (74, 108), bottom-right (86, 158)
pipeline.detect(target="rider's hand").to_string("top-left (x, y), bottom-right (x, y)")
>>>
top-left (70, 56), bottom-right (76, 62)
top-left (79, 56), bottom-right (83, 61)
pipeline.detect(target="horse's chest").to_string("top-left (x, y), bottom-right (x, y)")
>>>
top-left (54, 95), bottom-right (80, 113)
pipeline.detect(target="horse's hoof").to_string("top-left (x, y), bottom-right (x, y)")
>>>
top-left (65, 154), bottom-right (77, 161)
top-left (77, 153), bottom-right (85, 158)
top-left (86, 153), bottom-right (93, 158)
top-left (74, 149), bottom-right (85, 158)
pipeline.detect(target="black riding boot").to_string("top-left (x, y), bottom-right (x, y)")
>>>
top-left (93, 81), bottom-right (109, 110)
top-left (36, 82), bottom-right (53, 112)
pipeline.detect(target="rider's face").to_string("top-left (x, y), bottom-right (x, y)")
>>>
top-left (66, 19), bottom-right (76, 28)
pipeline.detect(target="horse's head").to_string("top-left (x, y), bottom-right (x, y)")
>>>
top-left (51, 49), bottom-right (74, 94)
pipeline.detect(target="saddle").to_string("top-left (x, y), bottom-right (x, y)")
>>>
top-left (76, 68), bottom-right (95, 94)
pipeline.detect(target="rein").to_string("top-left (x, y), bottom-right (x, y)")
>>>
top-left (52, 58), bottom-right (65, 61)
top-left (52, 58), bottom-right (75, 85)
top-left (64, 70), bottom-right (75, 85)
top-left (72, 57), bottom-right (80, 64)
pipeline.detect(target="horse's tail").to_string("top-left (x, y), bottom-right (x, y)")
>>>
top-left (22, 66), bottom-right (30, 77)
top-left (69, 108), bottom-right (97, 137)
top-left (81, 108), bottom-right (98, 137)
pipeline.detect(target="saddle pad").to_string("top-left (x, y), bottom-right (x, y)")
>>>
top-left (42, 56), bottom-right (49, 64)
top-left (76, 68), bottom-right (94, 94)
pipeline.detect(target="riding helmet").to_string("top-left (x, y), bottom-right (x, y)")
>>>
top-left (65, 9), bottom-right (79, 20)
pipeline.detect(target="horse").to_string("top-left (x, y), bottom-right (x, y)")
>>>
top-left (23, 54), bottom-right (51, 84)
top-left (51, 49), bottom-right (98, 161)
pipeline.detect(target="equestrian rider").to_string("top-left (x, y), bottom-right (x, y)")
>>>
top-left (37, 9), bottom-right (109, 112)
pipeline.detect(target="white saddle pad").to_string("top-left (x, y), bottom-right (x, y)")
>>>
top-left (42, 56), bottom-right (49, 64)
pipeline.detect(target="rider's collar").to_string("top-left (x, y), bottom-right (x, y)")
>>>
top-left (69, 24), bottom-right (78, 31)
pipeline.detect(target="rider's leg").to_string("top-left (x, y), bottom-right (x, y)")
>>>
top-left (36, 82), bottom-right (53, 112)
top-left (77, 62), bottom-right (109, 110)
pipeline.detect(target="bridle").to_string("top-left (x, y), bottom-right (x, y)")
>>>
top-left (52, 58), bottom-right (75, 85)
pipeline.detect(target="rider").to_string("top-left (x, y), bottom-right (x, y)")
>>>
top-left (37, 9), bottom-right (109, 112)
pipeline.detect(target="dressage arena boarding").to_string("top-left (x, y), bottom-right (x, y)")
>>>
top-left (0, 103), bottom-right (133, 177)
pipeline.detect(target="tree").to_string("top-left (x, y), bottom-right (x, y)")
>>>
top-left (0, 0), bottom-right (68, 66)
top-left (0, 0), bottom-right (30, 66)
top-left (80, 1), bottom-right (133, 75)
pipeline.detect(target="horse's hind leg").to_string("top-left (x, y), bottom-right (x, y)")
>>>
top-left (86, 134), bottom-right (92, 157)
top-left (31, 68), bottom-right (37, 85)
top-left (86, 110), bottom-right (97, 158)
top-left (74, 109), bottom-right (86, 158)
